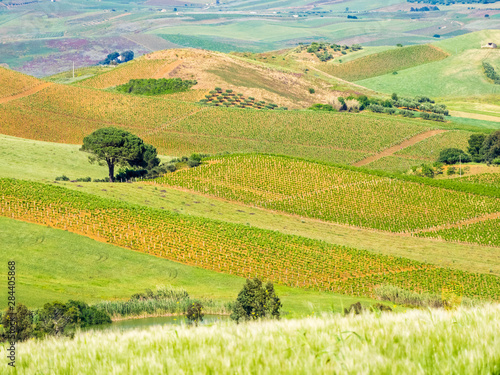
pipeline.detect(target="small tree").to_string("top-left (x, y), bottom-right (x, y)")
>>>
top-left (81, 127), bottom-right (160, 182)
top-left (480, 130), bottom-right (500, 164)
top-left (467, 133), bottom-right (487, 162)
top-left (230, 278), bottom-right (282, 323)
top-left (186, 302), bottom-right (204, 325)
top-left (1, 304), bottom-right (33, 342)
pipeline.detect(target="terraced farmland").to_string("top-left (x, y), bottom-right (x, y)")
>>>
top-left (319, 45), bottom-right (449, 82)
top-left (156, 154), bottom-right (500, 233)
top-left (1, 178), bottom-right (499, 300)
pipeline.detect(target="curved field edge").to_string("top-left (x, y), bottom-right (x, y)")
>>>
top-left (1, 179), bottom-right (499, 300)
top-left (4, 306), bottom-right (500, 374)
top-left (317, 45), bottom-right (449, 82)
top-left (0, 217), bottom-right (383, 315)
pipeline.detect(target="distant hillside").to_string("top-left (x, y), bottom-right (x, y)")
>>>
top-left (77, 49), bottom-right (359, 109)
top-left (317, 45), bottom-right (449, 82)
top-left (358, 30), bottom-right (500, 97)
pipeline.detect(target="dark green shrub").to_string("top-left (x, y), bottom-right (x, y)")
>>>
top-left (230, 278), bottom-right (282, 323)
top-left (384, 108), bottom-right (396, 115)
top-left (115, 78), bottom-right (196, 96)
top-left (438, 148), bottom-right (471, 164)
top-left (55, 175), bottom-right (70, 181)
top-left (369, 104), bottom-right (384, 113)
top-left (186, 302), bottom-right (204, 324)
top-left (76, 177), bottom-right (91, 182)
top-left (420, 164), bottom-right (435, 178)
top-left (400, 110), bottom-right (415, 118)
top-left (1, 304), bottom-right (33, 342)
top-left (344, 302), bottom-right (363, 315)
top-left (308, 88), bottom-right (315, 94)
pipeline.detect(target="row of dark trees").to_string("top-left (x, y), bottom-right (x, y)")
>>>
top-left (1, 301), bottom-right (111, 342)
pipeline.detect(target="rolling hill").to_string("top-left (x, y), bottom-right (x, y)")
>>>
top-left (357, 30), bottom-right (500, 97)
top-left (0, 66), bottom-right (450, 167)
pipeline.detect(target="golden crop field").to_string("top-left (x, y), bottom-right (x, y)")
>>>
top-left (156, 154), bottom-right (500, 233)
top-left (1, 178), bottom-right (499, 300)
top-left (0, 67), bottom-right (43, 99)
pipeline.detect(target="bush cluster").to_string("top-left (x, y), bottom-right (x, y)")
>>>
top-left (483, 62), bottom-right (500, 85)
top-left (116, 78), bottom-right (197, 96)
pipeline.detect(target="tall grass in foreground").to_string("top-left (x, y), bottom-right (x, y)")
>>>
top-left (92, 285), bottom-right (231, 319)
top-left (94, 298), bottom-right (231, 319)
top-left (3, 305), bottom-right (500, 374)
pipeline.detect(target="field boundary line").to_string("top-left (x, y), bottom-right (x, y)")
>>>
top-left (411, 211), bottom-right (500, 235)
top-left (0, 82), bottom-right (53, 104)
top-left (353, 129), bottom-right (448, 167)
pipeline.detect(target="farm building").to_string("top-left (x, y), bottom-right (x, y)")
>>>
top-left (481, 42), bottom-right (498, 49)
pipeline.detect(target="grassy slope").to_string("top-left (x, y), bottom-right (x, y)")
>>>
top-left (0, 216), bottom-right (380, 315)
top-left (1, 135), bottom-right (499, 277)
top-left (6, 306), bottom-right (500, 374)
top-left (318, 44), bottom-right (449, 82)
top-left (357, 30), bottom-right (500, 97)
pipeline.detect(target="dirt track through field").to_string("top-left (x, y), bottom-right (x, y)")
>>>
top-left (154, 60), bottom-right (183, 79)
top-left (411, 211), bottom-right (500, 235)
top-left (353, 129), bottom-right (448, 167)
top-left (0, 82), bottom-right (53, 104)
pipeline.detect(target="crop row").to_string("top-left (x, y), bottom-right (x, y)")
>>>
top-left (14, 84), bottom-right (197, 131)
top-left (157, 154), bottom-right (500, 232)
top-left (2, 178), bottom-right (499, 299)
top-left (395, 130), bottom-right (471, 160)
